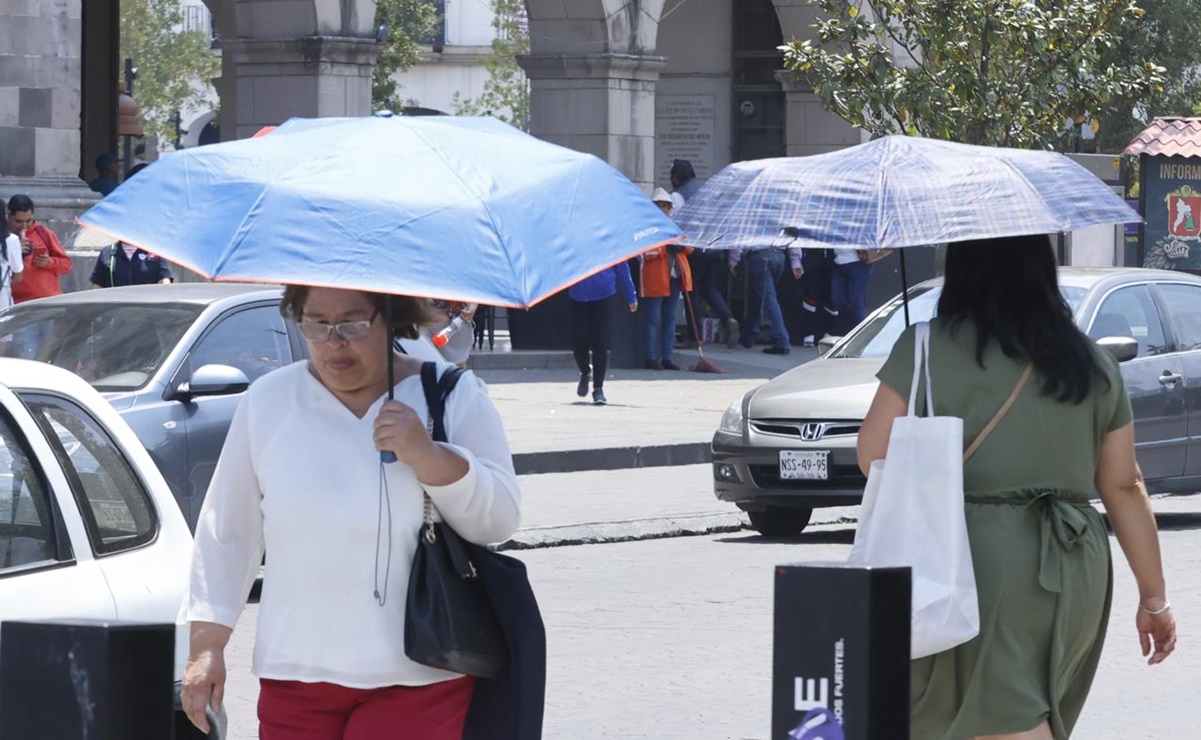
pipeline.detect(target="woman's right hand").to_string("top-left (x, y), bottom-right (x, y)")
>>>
top-left (1137, 597), bottom-right (1177, 665)
top-left (182, 647), bottom-right (226, 732)
top-left (182, 621), bottom-right (233, 732)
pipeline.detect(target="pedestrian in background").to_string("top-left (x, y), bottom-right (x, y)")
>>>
top-left (426, 300), bottom-right (477, 369)
top-left (88, 152), bottom-right (121, 197)
top-left (858, 234), bottom-right (1175, 740)
top-left (641, 188), bottom-right (692, 370)
top-left (182, 285), bottom-right (522, 739)
top-left (90, 242), bottom-right (173, 288)
top-left (672, 160), bottom-right (739, 349)
top-left (7, 195), bottom-right (72, 305)
top-left (729, 245), bottom-right (800, 355)
top-left (799, 249), bottom-right (837, 347)
top-left (568, 262), bottom-right (638, 405)
top-left (0, 209), bottom-right (24, 311)
top-left (831, 246), bottom-right (873, 334)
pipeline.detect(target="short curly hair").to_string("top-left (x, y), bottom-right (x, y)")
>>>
top-left (279, 286), bottom-right (438, 341)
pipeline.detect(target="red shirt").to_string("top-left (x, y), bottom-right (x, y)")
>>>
top-left (12, 221), bottom-right (72, 303)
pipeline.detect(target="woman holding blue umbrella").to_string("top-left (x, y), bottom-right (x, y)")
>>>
top-left (181, 285), bottom-right (522, 739)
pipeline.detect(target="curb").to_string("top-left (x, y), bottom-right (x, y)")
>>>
top-left (513, 442), bottom-right (711, 475)
top-left (494, 505), bottom-right (1201, 551)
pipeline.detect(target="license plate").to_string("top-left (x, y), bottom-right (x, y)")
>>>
top-left (779, 450), bottom-right (829, 480)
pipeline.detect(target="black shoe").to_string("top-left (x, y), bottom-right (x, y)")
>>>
top-left (661, 359), bottom-right (681, 370)
top-left (592, 388), bottom-right (607, 405)
top-left (577, 372), bottom-right (590, 397)
top-left (763, 346), bottom-right (791, 355)
top-left (645, 359), bottom-right (663, 370)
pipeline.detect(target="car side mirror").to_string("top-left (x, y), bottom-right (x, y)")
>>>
top-left (817, 336), bottom-right (841, 356)
top-left (175, 364), bottom-right (250, 402)
top-left (1097, 336), bottom-right (1138, 363)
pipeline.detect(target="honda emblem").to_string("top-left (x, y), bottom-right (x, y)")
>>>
top-left (798, 423), bottom-right (826, 441)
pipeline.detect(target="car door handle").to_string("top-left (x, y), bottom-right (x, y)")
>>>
top-left (1159, 372), bottom-right (1184, 386)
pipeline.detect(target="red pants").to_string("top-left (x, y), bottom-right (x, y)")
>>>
top-left (258, 676), bottom-right (474, 740)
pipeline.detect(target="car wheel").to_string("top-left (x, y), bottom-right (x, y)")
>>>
top-left (747, 506), bottom-right (813, 537)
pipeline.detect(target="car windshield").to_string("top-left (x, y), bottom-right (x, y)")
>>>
top-left (0, 302), bottom-right (202, 391)
top-left (829, 285), bottom-right (1089, 359)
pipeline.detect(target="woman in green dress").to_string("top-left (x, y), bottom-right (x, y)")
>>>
top-left (857, 234), bottom-right (1177, 740)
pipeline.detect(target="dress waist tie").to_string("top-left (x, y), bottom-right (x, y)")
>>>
top-left (965, 490), bottom-right (1094, 593)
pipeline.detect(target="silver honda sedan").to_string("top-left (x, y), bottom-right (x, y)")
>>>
top-left (713, 267), bottom-right (1201, 536)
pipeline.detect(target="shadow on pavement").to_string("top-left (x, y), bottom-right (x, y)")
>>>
top-left (715, 528), bottom-right (856, 546)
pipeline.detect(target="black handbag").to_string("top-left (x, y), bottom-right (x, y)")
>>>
top-left (404, 362), bottom-right (509, 679)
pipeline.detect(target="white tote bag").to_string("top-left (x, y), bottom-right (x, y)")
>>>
top-left (848, 322), bottom-right (979, 660)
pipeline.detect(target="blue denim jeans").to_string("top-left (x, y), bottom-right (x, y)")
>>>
top-left (832, 261), bottom-right (873, 334)
top-left (740, 250), bottom-right (789, 349)
top-left (642, 277), bottom-right (682, 362)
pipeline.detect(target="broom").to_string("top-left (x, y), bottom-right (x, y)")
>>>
top-left (682, 288), bottom-right (726, 374)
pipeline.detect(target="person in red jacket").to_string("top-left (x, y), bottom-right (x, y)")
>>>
top-left (6, 195), bottom-right (73, 359)
top-left (640, 188), bottom-right (693, 370)
top-left (6, 195), bottom-right (72, 305)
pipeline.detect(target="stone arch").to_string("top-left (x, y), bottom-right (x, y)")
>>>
top-left (200, 0), bottom-right (381, 141)
top-left (769, 0), bottom-right (859, 155)
top-left (182, 110), bottom-right (219, 148)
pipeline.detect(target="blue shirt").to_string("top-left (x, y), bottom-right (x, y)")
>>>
top-left (567, 262), bottom-right (637, 304)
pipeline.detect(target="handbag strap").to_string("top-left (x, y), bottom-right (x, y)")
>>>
top-left (963, 363), bottom-right (1033, 463)
top-left (907, 322), bottom-right (935, 417)
top-left (419, 362), bottom-right (466, 525)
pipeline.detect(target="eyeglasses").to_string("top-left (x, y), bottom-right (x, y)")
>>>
top-left (299, 309), bottom-right (380, 343)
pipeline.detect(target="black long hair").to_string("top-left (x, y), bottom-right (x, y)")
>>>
top-left (937, 234), bottom-right (1102, 403)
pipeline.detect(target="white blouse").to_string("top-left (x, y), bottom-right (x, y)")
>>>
top-left (184, 360), bottom-right (522, 688)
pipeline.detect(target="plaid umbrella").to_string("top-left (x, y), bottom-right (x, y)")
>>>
top-left (672, 135), bottom-right (1140, 251)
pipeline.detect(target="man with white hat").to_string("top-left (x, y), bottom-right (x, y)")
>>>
top-left (640, 189), bottom-right (692, 370)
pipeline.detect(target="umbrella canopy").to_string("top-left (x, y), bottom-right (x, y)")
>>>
top-left (672, 135), bottom-right (1140, 251)
top-left (77, 114), bottom-right (680, 307)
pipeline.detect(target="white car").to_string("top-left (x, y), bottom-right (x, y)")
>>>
top-left (0, 358), bottom-right (224, 738)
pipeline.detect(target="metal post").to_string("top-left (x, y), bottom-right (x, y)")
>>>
top-left (122, 58), bottom-right (136, 176)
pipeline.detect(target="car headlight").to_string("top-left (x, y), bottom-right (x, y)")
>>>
top-left (718, 400), bottom-right (745, 435)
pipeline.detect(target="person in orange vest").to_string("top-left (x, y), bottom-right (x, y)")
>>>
top-left (640, 188), bottom-right (693, 370)
top-left (6, 195), bottom-right (72, 306)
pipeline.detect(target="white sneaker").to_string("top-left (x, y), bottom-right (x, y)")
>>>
top-left (802, 335), bottom-right (815, 347)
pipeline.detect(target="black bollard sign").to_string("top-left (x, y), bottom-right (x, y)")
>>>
top-left (772, 563), bottom-right (910, 740)
top-left (0, 619), bottom-right (174, 740)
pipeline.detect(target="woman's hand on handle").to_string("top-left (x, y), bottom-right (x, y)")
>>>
top-left (182, 621), bottom-right (233, 732)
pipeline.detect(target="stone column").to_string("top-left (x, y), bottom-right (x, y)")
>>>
top-left (0, 0), bottom-right (100, 238)
top-left (223, 36), bottom-right (380, 140)
top-left (775, 69), bottom-right (860, 157)
top-left (518, 53), bottom-right (666, 192)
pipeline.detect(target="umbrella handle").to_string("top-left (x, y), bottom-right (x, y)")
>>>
top-left (381, 451), bottom-right (398, 463)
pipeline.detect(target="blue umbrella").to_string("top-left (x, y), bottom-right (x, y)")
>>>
top-left (77, 114), bottom-right (680, 308)
top-left (672, 135), bottom-right (1139, 251)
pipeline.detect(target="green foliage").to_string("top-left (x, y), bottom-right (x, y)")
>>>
top-left (119, 0), bottom-right (220, 145)
top-left (782, 0), bottom-right (1165, 149)
top-left (373, 0), bottom-right (440, 112)
top-left (1096, 0), bottom-right (1201, 152)
top-left (452, 0), bottom-right (530, 130)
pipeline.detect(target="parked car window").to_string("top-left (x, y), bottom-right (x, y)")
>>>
top-left (22, 395), bottom-right (157, 556)
top-left (1156, 283), bottom-right (1201, 352)
top-left (831, 285), bottom-right (1088, 359)
top-left (186, 306), bottom-right (293, 383)
top-left (0, 302), bottom-right (202, 391)
top-left (0, 409), bottom-right (62, 572)
top-left (1089, 285), bottom-right (1168, 357)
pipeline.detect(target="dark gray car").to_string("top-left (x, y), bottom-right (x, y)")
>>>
top-left (712, 268), bottom-right (1201, 536)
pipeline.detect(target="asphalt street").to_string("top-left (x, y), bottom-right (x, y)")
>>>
top-left (219, 525), bottom-right (1198, 739)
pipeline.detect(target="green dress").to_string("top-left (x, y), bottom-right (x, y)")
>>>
top-left (877, 318), bottom-right (1132, 740)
